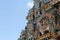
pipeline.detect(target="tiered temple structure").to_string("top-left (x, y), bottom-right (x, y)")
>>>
top-left (18, 0), bottom-right (60, 40)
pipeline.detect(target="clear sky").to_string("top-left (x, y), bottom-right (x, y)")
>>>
top-left (0, 0), bottom-right (33, 40)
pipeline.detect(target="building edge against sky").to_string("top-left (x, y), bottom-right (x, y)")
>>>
top-left (18, 0), bottom-right (60, 40)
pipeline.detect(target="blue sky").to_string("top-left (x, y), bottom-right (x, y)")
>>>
top-left (0, 0), bottom-right (33, 40)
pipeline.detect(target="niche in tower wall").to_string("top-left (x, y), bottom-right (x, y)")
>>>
top-left (55, 16), bottom-right (57, 25)
top-left (33, 14), bottom-right (35, 21)
top-left (55, 28), bottom-right (60, 32)
top-left (39, 2), bottom-right (41, 8)
top-left (25, 27), bottom-right (27, 29)
top-left (39, 32), bottom-right (42, 36)
top-left (44, 30), bottom-right (49, 34)
top-left (33, 22), bottom-right (37, 32)
top-left (40, 10), bottom-right (42, 15)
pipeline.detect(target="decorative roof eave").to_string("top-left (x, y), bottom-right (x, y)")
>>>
top-left (37, 14), bottom-right (54, 22)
